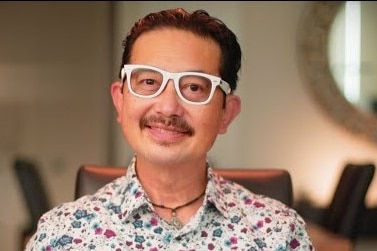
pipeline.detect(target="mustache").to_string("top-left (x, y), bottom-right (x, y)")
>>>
top-left (140, 115), bottom-right (195, 136)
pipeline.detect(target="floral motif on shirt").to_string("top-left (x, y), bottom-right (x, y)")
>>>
top-left (25, 158), bottom-right (314, 250)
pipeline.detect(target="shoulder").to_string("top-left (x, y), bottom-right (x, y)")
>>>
top-left (207, 172), bottom-right (313, 249)
top-left (46, 175), bottom-right (127, 218)
top-left (212, 176), bottom-right (313, 249)
top-left (25, 176), bottom-right (127, 249)
top-left (211, 172), bottom-right (307, 230)
top-left (223, 176), bottom-right (303, 220)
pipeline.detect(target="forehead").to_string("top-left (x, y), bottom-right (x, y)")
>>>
top-left (130, 28), bottom-right (221, 73)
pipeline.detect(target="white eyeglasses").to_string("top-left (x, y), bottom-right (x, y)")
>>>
top-left (120, 64), bottom-right (231, 105)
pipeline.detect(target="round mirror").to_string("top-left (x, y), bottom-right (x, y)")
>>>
top-left (329, 1), bottom-right (377, 116)
top-left (297, 1), bottom-right (377, 144)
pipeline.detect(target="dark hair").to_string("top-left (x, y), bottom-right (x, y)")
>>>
top-left (119, 8), bottom-right (242, 91)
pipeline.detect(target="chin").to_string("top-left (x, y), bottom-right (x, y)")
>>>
top-left (144, 149), bottom-right (190, 166)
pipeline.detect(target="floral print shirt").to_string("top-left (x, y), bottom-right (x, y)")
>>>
top-left (26, 160), bottom-right (314, 250)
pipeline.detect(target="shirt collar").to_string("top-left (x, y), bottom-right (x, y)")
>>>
top-left (205, 166), bottom-right (232, 218)
top-left (118, 157), bottom-right (151, 218)
top-left (118, 158), bottom-right (232, 220)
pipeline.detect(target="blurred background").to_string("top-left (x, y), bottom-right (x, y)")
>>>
top-left (1, 1), bottom-right (377, 250)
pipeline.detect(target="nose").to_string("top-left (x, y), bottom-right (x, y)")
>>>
top-left (154, 79), bottom-right (184, 116)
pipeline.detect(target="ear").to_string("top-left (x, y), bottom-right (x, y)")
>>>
top-left (218, 95), bottom-right (241, 134)
top-left (110, 81), bottom-right (124, 123)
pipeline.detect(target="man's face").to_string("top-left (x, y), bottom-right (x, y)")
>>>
top-left (111, 28), bottom-right (240, 167)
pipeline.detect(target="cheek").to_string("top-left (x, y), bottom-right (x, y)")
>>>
top-left (191, 96), bottom-right (225, 135)
top-left (195, 107), bottom-right (224, 134)
top-left (117, 99), bottom-right (147, 146)
top-left (118, 97), bottom-right (144, 127)
top-left (193, 110), bottom-right (224, 153)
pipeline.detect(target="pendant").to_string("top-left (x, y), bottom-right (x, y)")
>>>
top-left (170, 210), bottom-right (184, 230)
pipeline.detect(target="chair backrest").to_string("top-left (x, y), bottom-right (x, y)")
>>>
top-left (13, 158), bottom-right (51, 229)
top-left (322, 163), bottom-right (375, 240)
top-left (75, 164), bottom-right (293, 206)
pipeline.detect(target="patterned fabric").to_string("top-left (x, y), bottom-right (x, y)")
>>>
top-left (25, 159), bottom-right (314, 250)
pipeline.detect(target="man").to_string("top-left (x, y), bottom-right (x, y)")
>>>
top-left (26, 8), bottom-right (313, 250)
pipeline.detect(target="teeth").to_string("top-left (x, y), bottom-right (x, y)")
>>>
top-left (150, 124), bottom-right (184, 133)
top-left (155, 127), bottom-right (183, 134)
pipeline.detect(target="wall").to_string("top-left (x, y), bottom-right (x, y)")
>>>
top-left (1, 1), bottom-right (377, 250)
top-left (0, 2), bottom-right (112, 250)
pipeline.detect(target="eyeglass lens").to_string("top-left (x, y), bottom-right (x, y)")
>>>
top-left (129, 67), bottom-right (213, 103)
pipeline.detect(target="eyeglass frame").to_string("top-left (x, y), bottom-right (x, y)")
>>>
top-left (120, 64), bottom-right (232, 105)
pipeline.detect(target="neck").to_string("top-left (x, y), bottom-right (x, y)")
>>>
top-left (134, 156), bottom-right (208, 206)
top-left (149, 189), bottom-right (206, 230)
top-left (150, 189), bottom-right (206, 210)
top-left (134, 156), bottom-right (208, 228)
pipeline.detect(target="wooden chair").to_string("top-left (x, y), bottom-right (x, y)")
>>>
top-left (75, 164), bottom-right (294, 206)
